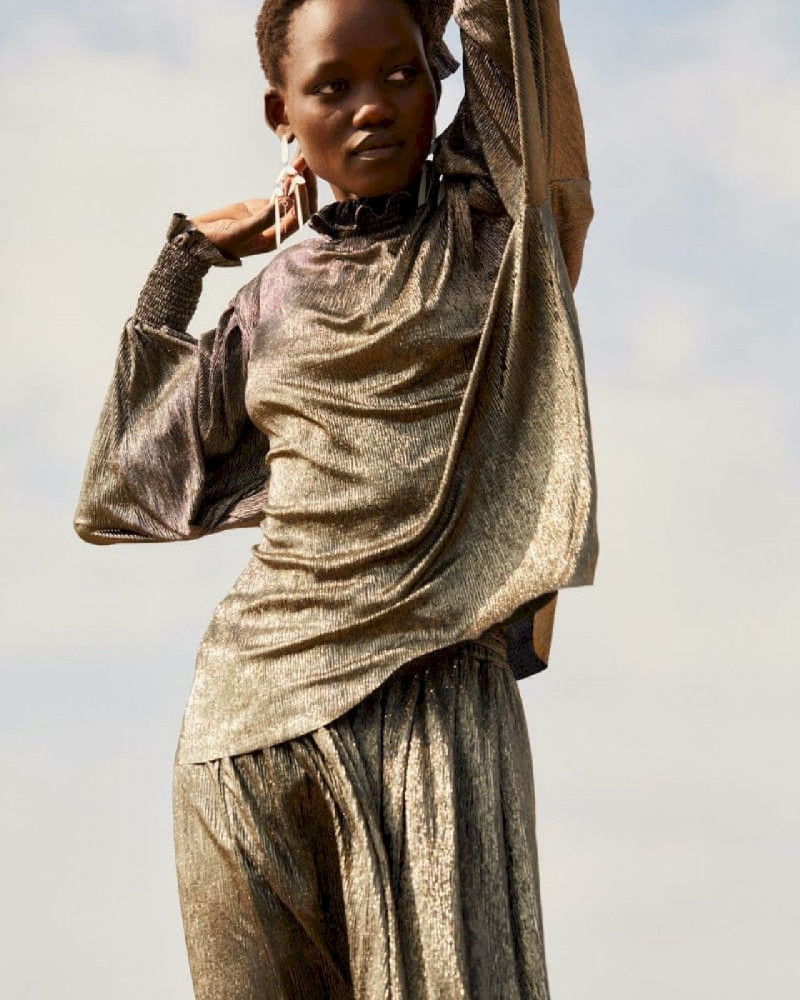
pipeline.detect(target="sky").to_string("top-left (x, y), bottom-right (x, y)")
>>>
top-left (2, 0), bottom-right (799, 997)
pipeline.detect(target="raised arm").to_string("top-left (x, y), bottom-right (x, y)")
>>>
top-left (73, 215), bottom-right (270, 544)
top-left (431, 0), bottom-right (593, 289)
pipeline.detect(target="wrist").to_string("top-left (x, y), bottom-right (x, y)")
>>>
top-left (168, 213), bottom-right (242, 268)
top-left (134, 214), bottom-right (242, 332)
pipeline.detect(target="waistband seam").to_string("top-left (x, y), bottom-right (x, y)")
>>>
top-left (461, 623), bottom-right (509, 668)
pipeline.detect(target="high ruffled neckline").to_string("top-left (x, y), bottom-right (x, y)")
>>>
top-left (308, 165), bottom-right (431, 239)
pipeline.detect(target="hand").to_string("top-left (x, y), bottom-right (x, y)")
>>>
top-left (189, 156), bottom-right (318, 258)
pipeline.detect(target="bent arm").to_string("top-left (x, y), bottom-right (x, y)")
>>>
top-left (73, 215), bottom-right (270, 544)
top-left (431, 0), bottom-right (594, 288)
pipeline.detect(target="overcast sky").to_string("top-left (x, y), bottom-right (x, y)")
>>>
top-left (2, 1), bottom-right (798, 997)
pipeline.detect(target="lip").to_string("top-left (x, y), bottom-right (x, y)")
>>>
top-left (351, 137), bottom-right (405, 158)
top-left (353, 145), bottom-right (403, 161)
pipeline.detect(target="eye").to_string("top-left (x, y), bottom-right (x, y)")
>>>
top-left (315, 78), bottom-right (348, 96)
top-left (387, 65), bottom-right (419, 85)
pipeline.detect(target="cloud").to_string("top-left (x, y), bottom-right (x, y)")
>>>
top-left (573, 0), bottom-right (799, 386)
top-left (574, 0), bottom-right (800, 213)
top-left (2, 3), bottom-right (799, 999)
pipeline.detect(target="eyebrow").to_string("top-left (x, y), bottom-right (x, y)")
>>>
top-left (311, 42), bottom-right (417, 76)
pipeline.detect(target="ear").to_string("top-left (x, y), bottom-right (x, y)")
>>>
top-left (264, 88), bottom-right (293, 139)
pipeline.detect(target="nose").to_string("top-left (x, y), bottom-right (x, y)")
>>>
top-left (351, 83), bottom-right (396, 130)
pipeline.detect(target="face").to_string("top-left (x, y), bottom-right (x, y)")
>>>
top-left (265, 0), bottom-right (438, 201)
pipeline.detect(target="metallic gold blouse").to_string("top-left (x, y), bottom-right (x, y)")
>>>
top-left (74, 0), bottom-right (597, 763)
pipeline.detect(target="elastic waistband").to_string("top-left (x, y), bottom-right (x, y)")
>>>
top-left (393, 623), bottom-right (511, 680)
top-left (461, 622), bottom-right (509, 669)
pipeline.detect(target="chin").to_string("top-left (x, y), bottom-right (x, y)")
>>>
top-left (341, 157), bottom-right (426, 200)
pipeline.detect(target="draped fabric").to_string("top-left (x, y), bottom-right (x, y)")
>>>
top-left (74, 0), bottom-right (597, 763)
top-left (173, 630), bottom-right (550, 1000)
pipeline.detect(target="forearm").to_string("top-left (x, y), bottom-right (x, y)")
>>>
top-left (446, 0), bottom-right (593, 279)
top-left (74, 217), bottom-right (264, 545)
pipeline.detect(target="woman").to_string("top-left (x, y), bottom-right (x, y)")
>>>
top-left (74, 0), bottom-right (597, 996)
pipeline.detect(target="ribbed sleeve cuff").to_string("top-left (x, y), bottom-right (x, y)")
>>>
top-left (134, 213), bottom-right (242, 332)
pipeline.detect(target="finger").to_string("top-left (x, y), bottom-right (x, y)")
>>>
top-left (238, 198), bottom-right (278, 234)
top-left (281, 165), bottom-right (315, 224)
top-left (271, 191), bottom-right (303, 243)
top-left (234, 209), bottom-right (278, 254)
top-left (295, 178), bottom-right (313, 224)
top-left (243, 231), bottom-right (280, 256)
top-left (304, 167), bottom-right (318, 214)
top-left (246, 196), bottom-right (293, 252)
top-left (223, 198), bottom-right (282, 248)
top-left (239, 186), bottom-right (304, 255)
top-left (243, 197), bottom-right (274, 216)
top-left (191, 201), bottom-right (251, 225)
top-left (279, 196), bottom-right (298, 238)
top-left (291, 156), bottom-right (316, 192)
top-left (193, 195), bottom-right (275, 228)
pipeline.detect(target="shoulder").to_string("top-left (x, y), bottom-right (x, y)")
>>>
top-left (433, 123), bottom-right (508, 221)
top-left (228, 236), bottom-right (332, 332)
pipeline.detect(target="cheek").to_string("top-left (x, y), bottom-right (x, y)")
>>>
top-left (292, 115), bottom-right (351, 188)
top-left (298, 107), bottom-right (343, 150)
top-left (407, 88), bottom-right (436, 147)
top-left (408, 81), bottom-right (436, 127)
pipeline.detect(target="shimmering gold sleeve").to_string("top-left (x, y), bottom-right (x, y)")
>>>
top-left (435, 0), bottom-right (593, 288)
top-left (429, 0), bottom-right (596, 661)
top-left (73, 217), bottom-right (270, 544)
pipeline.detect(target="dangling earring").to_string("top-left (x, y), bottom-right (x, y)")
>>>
top-left (272, 133), bottom-right (307, 248)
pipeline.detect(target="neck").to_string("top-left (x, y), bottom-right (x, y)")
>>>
top-left (330, 166), bottom-right (424, 204)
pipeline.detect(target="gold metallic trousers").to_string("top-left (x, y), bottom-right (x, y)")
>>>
top-left (172, 630), bottom-right (550, 999)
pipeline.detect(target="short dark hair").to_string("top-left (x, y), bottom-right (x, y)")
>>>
top-left (255, 0), bottom-right (438, 90)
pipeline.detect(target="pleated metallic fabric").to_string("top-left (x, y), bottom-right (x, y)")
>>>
top-left (172, 631), bottom-right (550, 1000)
top-left (73, 0), bottom-right (597, 762)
